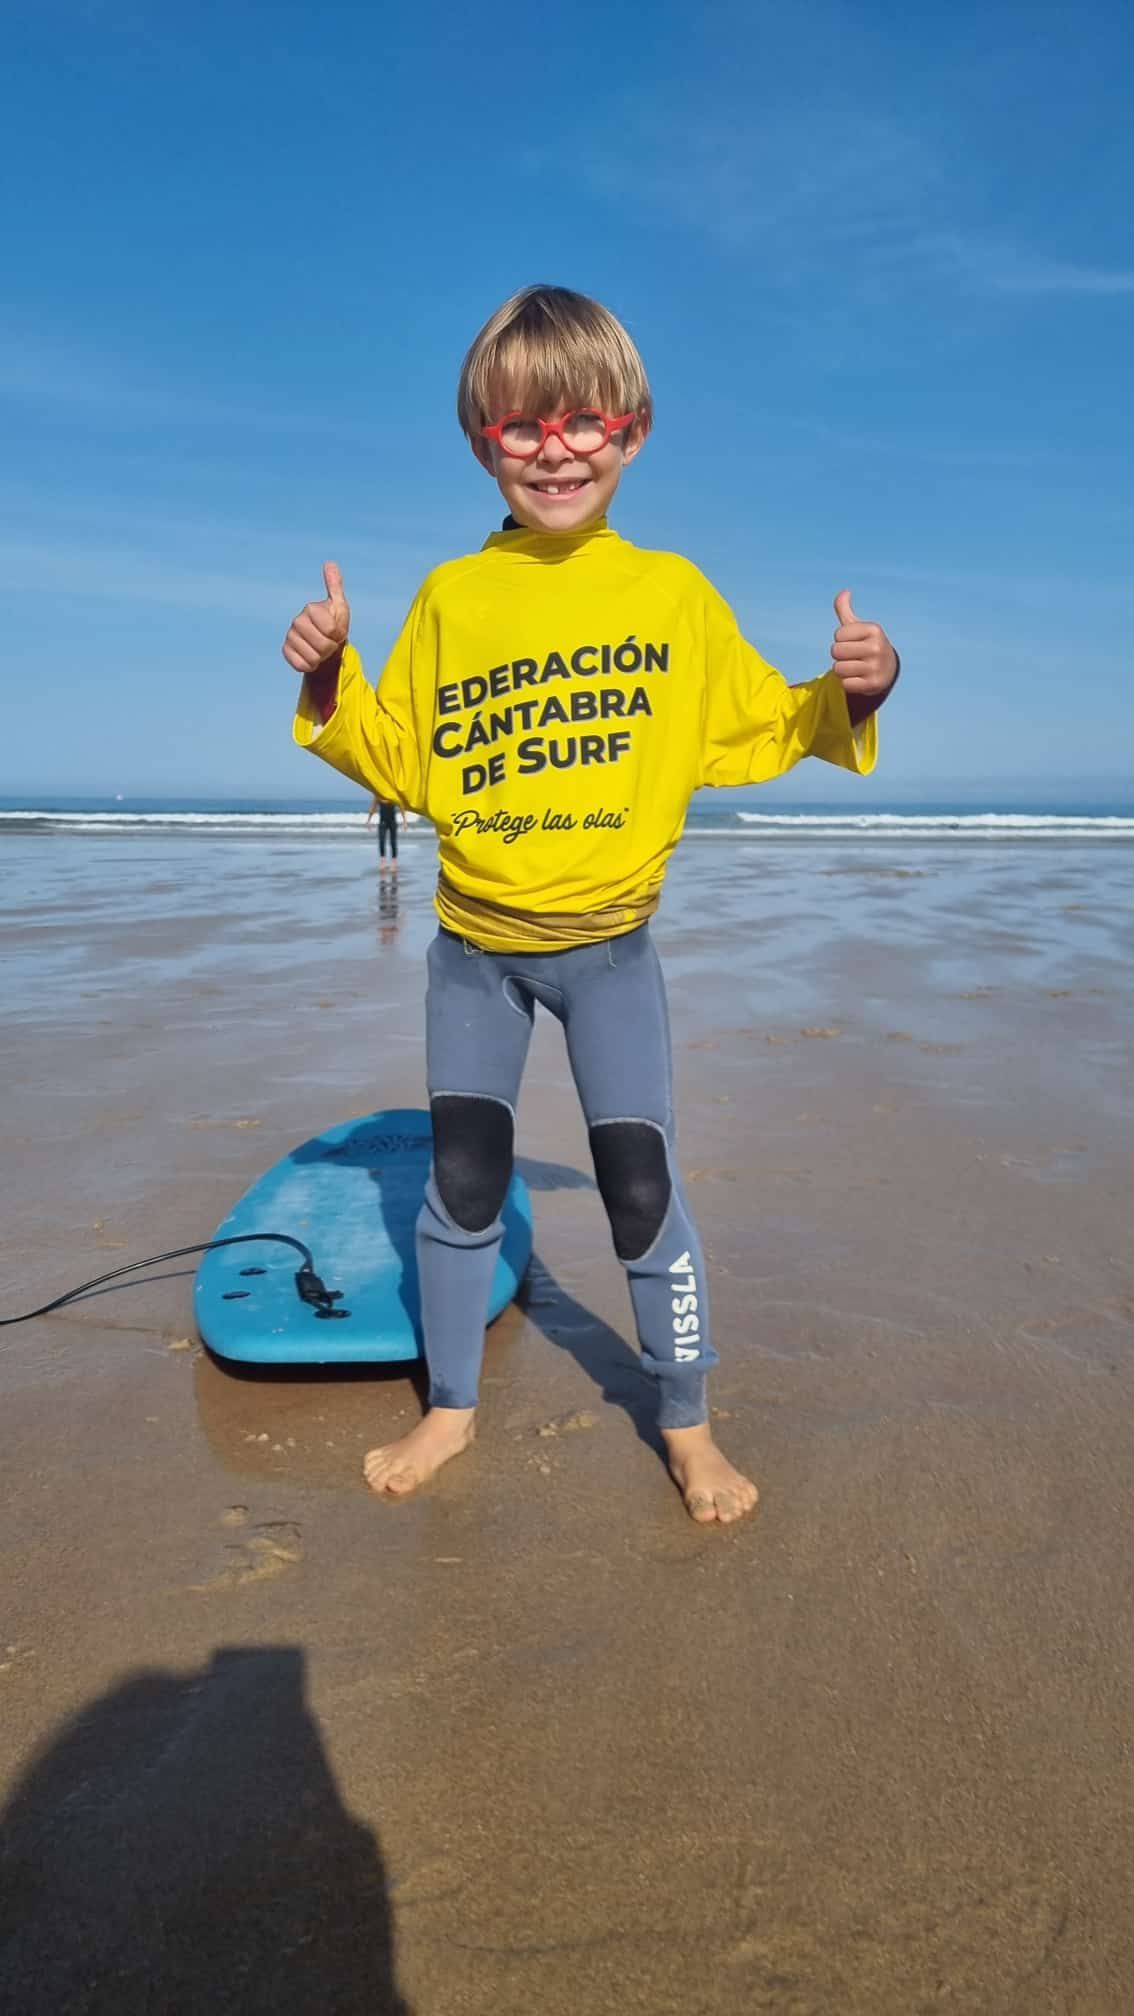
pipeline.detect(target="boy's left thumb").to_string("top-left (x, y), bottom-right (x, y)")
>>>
top-left (833, 588), bottom-right (857, 627)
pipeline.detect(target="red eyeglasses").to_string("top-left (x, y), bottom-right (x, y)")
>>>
top-left (481, 408), bottom-right (637, 460)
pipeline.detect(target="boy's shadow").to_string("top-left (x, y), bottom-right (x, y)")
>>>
top-left (0, 1646), bottom-right (411, 2015)
top-left (514, 1162), bottom-right (659, 1452)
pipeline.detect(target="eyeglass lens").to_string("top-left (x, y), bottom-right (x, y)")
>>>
top-left (499, 410), bottom-right (609, 456)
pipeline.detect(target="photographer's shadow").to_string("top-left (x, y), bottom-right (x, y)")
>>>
top-left (0, 1645), bottom-right (411, 2015)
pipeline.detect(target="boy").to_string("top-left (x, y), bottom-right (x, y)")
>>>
top-left (283, 284), bottom-right (899, 1524)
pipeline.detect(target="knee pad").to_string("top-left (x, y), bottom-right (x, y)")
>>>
top-left (431, 1094), bottom-right (513, 1233)
top-left (589, 1119), bottom-right (671, 1262)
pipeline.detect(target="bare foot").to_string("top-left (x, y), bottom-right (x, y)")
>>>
top-left (661, 1422), bottom-right (759, 1526)
top-left (363, 1407), bottom-right (476, 1498)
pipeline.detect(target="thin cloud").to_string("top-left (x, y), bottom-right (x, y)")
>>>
top-left (0, 333), bottom-right (355, 432)
top-left (526, 84), bottom-right (1133, 305)
top-left (767, 557), bottom-right (1134, 607)
top-left (742, 411), bottom-right (1075, 471)
top-left (0, 479), bottom-right (443, 578)
top-left (526, 87), bottom-right (942, 269)
top-left (926, 233), bottom-right (1134, 296)
top-left (0, 536), bottom-right (408, 628)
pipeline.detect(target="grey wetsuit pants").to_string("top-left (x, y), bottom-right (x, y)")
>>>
top-left (416, 924), bottom-right (716, 1429)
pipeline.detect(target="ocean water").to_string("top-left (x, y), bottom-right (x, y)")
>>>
top-left (3, 795), bottom-right (1133, 842)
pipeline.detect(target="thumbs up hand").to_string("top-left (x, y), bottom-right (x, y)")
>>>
top-left (829, 589), bottom-right (898, 699)
top-left (282, 562), bottom-right (352, 674)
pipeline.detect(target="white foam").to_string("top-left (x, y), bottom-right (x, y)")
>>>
top-left (732, 811), bottom-right (1134, 839)
top-left (0, 809), bottom-right (422, 834)
top-left (3, 807), bottom-right (1131, 842)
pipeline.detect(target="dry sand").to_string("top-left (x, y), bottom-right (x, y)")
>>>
top-left (2, 832), bottom-right (1133, 2012)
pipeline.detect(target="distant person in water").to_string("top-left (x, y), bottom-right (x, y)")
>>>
top-left (366, 796), bottom-right (406, 871)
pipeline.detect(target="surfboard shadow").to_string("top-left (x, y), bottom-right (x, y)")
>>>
top-left (0, 1645), bottom-right (412, 2014)
top-left (513, 1154), bottom-right (596, 1194)
top-left (289, 1117), bottom-right (432, 1343)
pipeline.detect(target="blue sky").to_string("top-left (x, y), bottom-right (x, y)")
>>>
top-left (3, 0), bottom-right (1132, 803)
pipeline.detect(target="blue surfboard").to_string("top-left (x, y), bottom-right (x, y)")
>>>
top-left (194, 1107), bottom-right (532, 1365)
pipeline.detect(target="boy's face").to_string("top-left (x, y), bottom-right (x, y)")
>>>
top-left (472, 399), bottom-right (646, 534)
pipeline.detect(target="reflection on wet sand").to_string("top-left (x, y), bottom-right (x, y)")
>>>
top-left (376, 872), bottom-right (401, 947)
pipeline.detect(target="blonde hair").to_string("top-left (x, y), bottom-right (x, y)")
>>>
top-left (457, 284), bottom-right (653, 441)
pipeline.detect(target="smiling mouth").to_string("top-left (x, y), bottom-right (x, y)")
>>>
top-left (528, 479), bottom-right (590, 497)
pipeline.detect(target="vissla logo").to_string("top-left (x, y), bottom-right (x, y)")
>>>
top-left (669, 1250), bottom-right (701, 1361)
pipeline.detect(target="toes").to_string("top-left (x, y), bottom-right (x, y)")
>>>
top-left (722, 1484), bottom-right (759, 1522)
top-left (681, 1477), bottom-right (760, 1524)
top-left (363, 1464), bottom-right (417, 1497)
top-left (363, 1447), bottom-right (418, 1497)
top-left (382, 1467), bottom-right (417, 1497)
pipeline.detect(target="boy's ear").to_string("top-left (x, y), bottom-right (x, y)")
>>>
top-left (470, 433), bottom-right (496, 475)
top-left (620, 410), bottom-right (651, 467)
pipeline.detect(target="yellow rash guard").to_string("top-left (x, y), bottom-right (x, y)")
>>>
top-left (293, 520), bottom-right (878, 951)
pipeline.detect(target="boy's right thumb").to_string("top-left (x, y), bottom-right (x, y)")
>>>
top-left (323, 561), bottom-right (346, 604)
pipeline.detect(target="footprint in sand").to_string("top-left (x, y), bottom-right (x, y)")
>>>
top-left (191, 1517), bottom-right (302, 1592)
top-left (188, 1114), bottom-right (263, 1131)
top-left (536, 1410), bottom-right (599, 1439)
top-left (723, 1866), bottom-right (1067, 2000)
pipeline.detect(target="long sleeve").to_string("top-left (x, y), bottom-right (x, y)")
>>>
top-left (292, 599), bottom-right (426, 811)
top-left (698, 582), bottom-right (877, 788)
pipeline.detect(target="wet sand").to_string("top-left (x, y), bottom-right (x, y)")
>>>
top-left (3, 830), bottom-right (1134, 2013)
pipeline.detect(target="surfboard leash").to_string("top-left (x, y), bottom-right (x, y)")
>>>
top-left (0, 1233), bottom-right (348, 1328)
